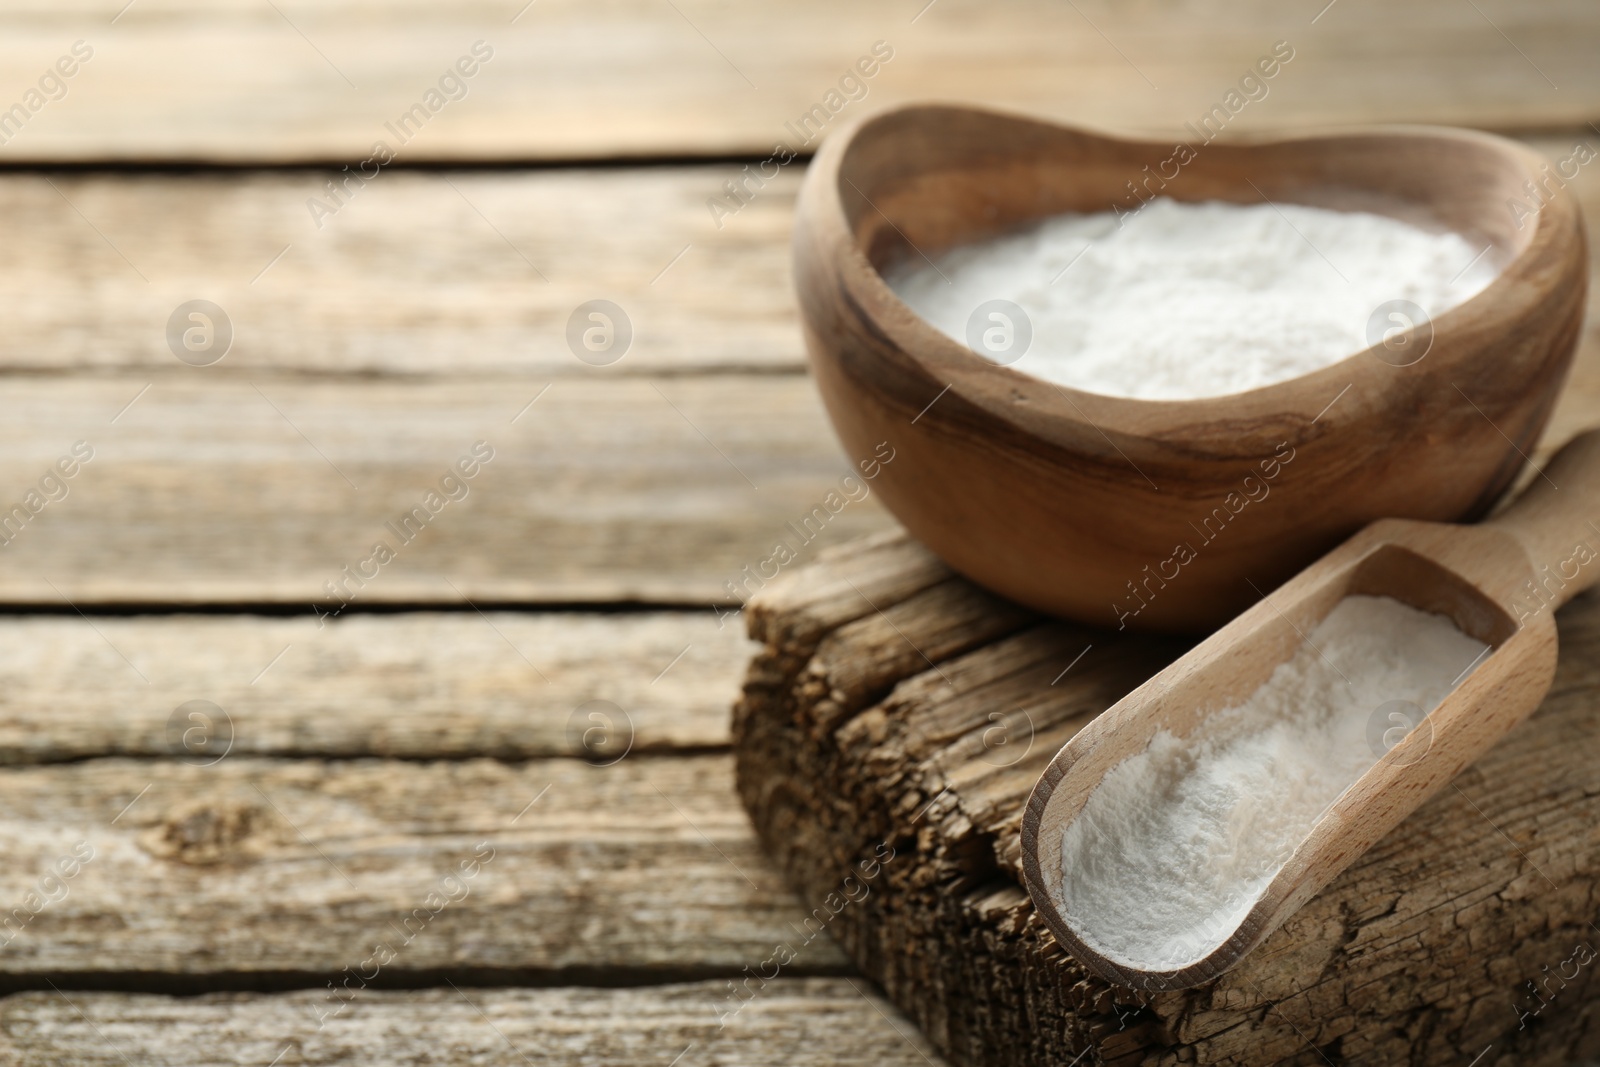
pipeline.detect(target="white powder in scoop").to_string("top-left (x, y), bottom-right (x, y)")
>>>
top-left (1057, 595), bottom-right (1487, 972)
top-left (886, 198), bottom-right (1498, 400)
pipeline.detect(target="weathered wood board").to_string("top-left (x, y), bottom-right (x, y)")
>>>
top-left (0, 135), bottom-right (1592, 609)
top-left (0, 169), bottom-right (805, 376)
top-left (0, 375), bottom-right (889, 605)
top-left (0, 611), bottom-right (749, 762)
top-left (0, 980), bottom-right (941, 1066)
top-left (0, 5), bottom-right (1595, 1055)
top-left (2, 1), bottom-right (1597, 162)
top-left (734, 531), bottom-right (1600, 1066)
top-left (0, 137), bottom-right (1592, 379)
top-left (0, 753), bottom-right (853, 980)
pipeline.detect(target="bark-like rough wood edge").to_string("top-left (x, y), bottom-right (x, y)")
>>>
top-left (733, 529), bottom-right (1600, 1067)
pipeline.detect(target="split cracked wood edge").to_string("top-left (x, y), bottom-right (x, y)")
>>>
top-left (733, 529), bottom-right (1600, 1066)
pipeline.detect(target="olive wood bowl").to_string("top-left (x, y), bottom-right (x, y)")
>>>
top-left (791, 103), bottom-right (1588, 632)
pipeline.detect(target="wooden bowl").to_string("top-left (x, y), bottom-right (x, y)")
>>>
top-left (791, 104), bottom-right (1588, 632)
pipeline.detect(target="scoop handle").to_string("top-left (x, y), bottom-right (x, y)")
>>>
top-left (1484, 429), bottom-right (1600, 611)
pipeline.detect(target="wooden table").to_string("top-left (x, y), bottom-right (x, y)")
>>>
top-left (0, 2), bottom-right (1596, 1062)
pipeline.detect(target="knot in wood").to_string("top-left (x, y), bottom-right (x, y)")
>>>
top-left (139, 799), bottom-right (264, 866)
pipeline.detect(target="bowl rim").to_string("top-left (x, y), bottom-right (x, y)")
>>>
top-left (798, 101), bottom-right (1584, 448)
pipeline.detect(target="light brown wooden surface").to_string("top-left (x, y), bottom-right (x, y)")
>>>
top-left (0, 169), bottom-right (805, 376)
top-left (734, 531), bottom-right (1600, 1066)
top-left (0, 612), bottom-right (749, 761)
top-left (0, 754), bottom-right (851, 977)
top-left (0, 375), bottom-right (887, 604)
top-left (0, 981), bottom-right (940, 1066)
top-left (0, 136), bottom-right (1590, 610)
top-left (1, 1), bottom-right (1598, 163)
top-left (0, 3), bottom-right (1596, 1059)
top-left (0, 142), bottom-right (1590, 381)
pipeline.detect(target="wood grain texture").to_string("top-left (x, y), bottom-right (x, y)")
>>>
top-left (0, 981), bottom-right (945, 1066)
top-left (0, 134), bottom-right (1587, 610)
top-left (1, 1), bottom-right (1597, 162)
top-left (0, 612), bottom-right (749, 762)
top-left (0, 753), bottom-right (851, 978)
top-left (0, 375), bottom-right (890, 605)
top-left (734, 531), bottom-right (1600, 1066)
top-left (0, 136), bottom-right (1591, 380)
top-left (0, 169), bottom-right (804, 376)
top-left (1530, 132), bottom-right (1600, 457)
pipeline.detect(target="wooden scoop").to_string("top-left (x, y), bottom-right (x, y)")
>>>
top-left (1021, 429), bottom-right (1600, 991)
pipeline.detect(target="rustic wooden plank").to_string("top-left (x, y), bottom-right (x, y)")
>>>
top-left (0, 611), bottom-right (749, 762)
top-left (0, 753), bottom-right (851, 978)
top-left (0, 375), bottom-right (890, 604)
top-left (1, 137), bottom-right (1593, 378)
top-left (1, 169), bottom-right (804, 376)
top-left (733, 533), bottom-right (1600, 1067)
top-left (1, 133), bottom-right (1589, 606)
top-left (0, 981), bottom-right (946, 1066)
top-left (1, 1), bottom-right (1597, 163)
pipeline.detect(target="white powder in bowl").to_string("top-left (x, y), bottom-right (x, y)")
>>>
top-left (1057, 594), bottom-right (1487, 972)
top-left (886, 198), bottom-right (1498, 400)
